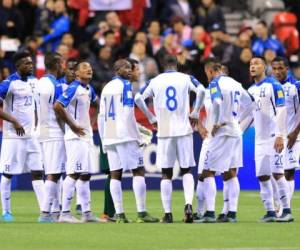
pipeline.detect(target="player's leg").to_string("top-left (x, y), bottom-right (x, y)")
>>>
top-left (160, 168), bottom-right (173, 223)
top-left (75, 181), bottom-right (82, 215)
top-left (132, 166), bottom-right (159, 223)
top-left (285, 169), bottom-right (295, 201)
top-left (194, 174), bottom-right (205, 220)
top-left (1, 173), bottom-right (14, 221)
top-left (271, 176), bottom-right (281, 216)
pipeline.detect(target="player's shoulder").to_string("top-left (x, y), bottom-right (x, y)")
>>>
top-left (103, 77), bottom-right (123, 94)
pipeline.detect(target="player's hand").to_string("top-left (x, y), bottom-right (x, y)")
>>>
top-left (190, 118), bottom-right (198, 128)
top-left (198, 123), bottom-right (208, 139)
top-left (70, 125), bottom-right (86, 137)
top-left (274, 136), bottom-right (284, 153)
top-left (13, 121), bottom-right (25, 136)
top-left (287, 130), bottom-right (299, 149)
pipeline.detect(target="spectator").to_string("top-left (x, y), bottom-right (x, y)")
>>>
top-left (209, 23), bottom-right (231, 60)
top-left (38, 0), bottom-right (70, 52)
top-left (292, 63), bottom-right (300, 80)
top-left (252, 20), bottom-right (285, 57)
top-left (171, 16), bottom-right (192, 45)
top-left (129, 41), bottom-right (159, 87)
top-left (103, 29), bottom-right (121, 60)
top-left (169, 0), bottom-right (193, 26)
top-left (56, 43), bottom-right (69, 61)
top-left (34, 0), bottom-right (54, 37)
top-left (61, 33), bottom-right (79, 59)
top-left (177, 47), bottom-right (193, 74)
top-left (195, 0), bottom-right (226, 32)
top-left (134, 31), bottom-right (153, 57)
top-left (147, 20), bottom-right (163, 55)
top-left (264, 49), bottom-right (277, 76)
top-left (0, 0), bottom-right (24, 40)
top-left (88, 45), bottom-right (114, 95)
top-left (105, 11), bottom-right (127, 45)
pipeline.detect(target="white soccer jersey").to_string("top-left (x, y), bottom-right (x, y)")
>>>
top-left (282, 76), bottom-right (300, 140)
top-left (99, 76), bottom-right (142, 146)
top-left (0, 73), bottom-right (38, 139)
top-left (56, 80), bottom-right (97, 141)
top-left (37, 74), bottom-right (64, 141)
top-left (248, 76), bottom-right (286, 144)
top-left (209, 75), bottom-right (253, 137)
top-left (202, 89), bottom-right (214, 138)
top-left (137, 71), bottom-right (205, 138)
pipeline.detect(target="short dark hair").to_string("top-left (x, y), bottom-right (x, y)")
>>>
top-left (126, 58), bottom-right (139, 70)
top-left (162, 54), bottom-right (178, 69)
top-left (44, 52), bottom-right (61, 70)
top-left (272, 56), bottom-right (289, 67)
top-left (103, 30), bottom-right (114, 37)
top-left (12, 50), bottom-right (31, 66)
top-left (256, 20), bottom-right (268, 27)
top-left (251, 56), bottom-right (266, 64)
top-left (203, 57), bottom-right (222, 71)
top-left (66, 57), bottom-right (78, 65)
top-left (113, 59), bottom-right (130, 73)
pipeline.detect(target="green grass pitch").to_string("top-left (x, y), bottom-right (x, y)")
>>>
top-left (0, 190), bottom-right (299, 250)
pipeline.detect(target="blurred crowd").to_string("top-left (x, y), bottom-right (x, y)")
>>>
top-left (0, 0), bottom-right (300, 93)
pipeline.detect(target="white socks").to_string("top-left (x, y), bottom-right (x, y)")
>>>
top-left (259, 180), bottom-right (274, 212)
top-left (61, 176), bottom-right (76, 212)
top-left (133, 176), bottom-right (146, 212)
top-left (287, 180), bottom-right (295, 201)
top-left (204, 177), bottom-right (216, 212)
top-left (221, 181), bottom-right (229, 214)
top-left (228, 177), bottom-right (240, 212)
top-left (182, 173), bottom-right (194, 205)
top-left (110, 179), bottom-right (124, 214)
top-left (271, 177), bottom-right (280, 207)
top-left (161, 179), bottom-right (172, 213)
top-left (1, 175), bottom-right (12, 214)
top-left (32, 180), bottom-right (44, 211)
top-left (75, 181), bottom-right (81, 206)
top-left (42, 180), bottom-right (57, 213)
top-left (76, 179), bottom-right (91, 213)
top-left (276, 177), bottom-right (290, 209)
top-left (51, 179), bottom-right (61, 213)
top-left (196, 180), bottom-right (205, 215)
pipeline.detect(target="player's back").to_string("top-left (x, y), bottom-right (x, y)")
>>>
top-left (100, 77), bottom-right (140, 146)
top-left (37, 75), bottom-right (64, 140)
top-left (210, 75), bottom-right (246, 137)
top-left (148, 71), bottom-right (194, 138)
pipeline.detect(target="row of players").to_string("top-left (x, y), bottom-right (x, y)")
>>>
top-left (0, 50), bottom-right (298, 223)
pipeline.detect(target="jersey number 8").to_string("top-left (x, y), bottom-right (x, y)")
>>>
top-left (166, 86), bottom-right (178, 111)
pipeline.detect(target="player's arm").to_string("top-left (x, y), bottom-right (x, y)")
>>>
top-left (287, 82), bottom-right (300, 149)
top-left (89, 86), bottom-right (99, 127)
top-left (188, 76), bottom-right (206, 126)
top-left (272, 83), bottom-right (286, 153)
top-left (0, 79), bottom-right (25, 136)
top-left (238, 88), bottom-right (255, 123)
top-left (97, 94), bottom-right (106, 139)
top-left (53, 85), bottom-right (85, 136)
top-left (134, 81), bottom-right (157, 127)
top-left (209, 81), bottom-right (223, 136)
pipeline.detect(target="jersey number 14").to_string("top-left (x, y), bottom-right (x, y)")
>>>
top-left (104, 96), bottom-right (116, 121)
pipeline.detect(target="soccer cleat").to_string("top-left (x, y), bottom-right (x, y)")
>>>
top-left (81, 212), bottom-right (104, 223)
top-left (226, 212), bottom-right (237, 223)
top-left (260, 211), bottom-right (277, 223)
top-left (184, 204), bottom-right (193, 223)
top-left (76, 204), bottom-right (82, 215)
top-left (2, 212), bottom-right (15, 222)
top-left (192, 212), bottom-right (203, 221)
top-left (38, 213), bottom-right (55, 223)
top-left (216, 213), bottom-right (229, 223)
top-left (58, 212), bottom-right (81, 223)
top-left (160, 213), bottom-right (173, 223)
top-left (99, 213), bottom-right (109, 222)
top-left (136, 212), bottom-right (159, 223)
top-left (108, 214), bottom-right (117, 222)
top-left (276, 211), bottom-right (294, 223)
top-left (196, 211), bottom-right (216, 223)
top-left (51, 212), bottom-right (60, 222)
top-left (115, 213), bottom-right (131, 223)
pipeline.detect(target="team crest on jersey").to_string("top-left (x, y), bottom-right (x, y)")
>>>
top-left (277, 90), bottom-right (284, 98)
top-left (211, 87), bottom-right (217, 94)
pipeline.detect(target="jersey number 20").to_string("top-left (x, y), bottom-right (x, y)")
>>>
top-left (166, 86), bottom-right (178, 111)
top-left (104, 96), bottom-right (116, 121)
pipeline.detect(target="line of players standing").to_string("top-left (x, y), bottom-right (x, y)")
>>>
top-left (0, 50), bottom-right (298, 223)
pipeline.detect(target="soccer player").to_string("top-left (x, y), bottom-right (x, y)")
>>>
top-left (99, 59), bottom-right (159, 223)
top-left (135, 55), bottom-right (205, 223)
top-left (54, 61), bottom-right (100, 223)
top-left (248, 56), bottom-right (293, 222)
top-left (272, 56), bottom-right (300, 203)
top-left (0, 51), bottom-right (44, 221)
top-left (37, 52), bottom-right (65, 222)
top-left (199, 58), bottom-right (253, 223)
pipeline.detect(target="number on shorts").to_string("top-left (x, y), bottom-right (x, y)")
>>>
top-left (24, 96), bottom-right (32, 106)
top-left (165, 86), bottom-right (178, 111)
top-left (76, 162), bottom-right (82, 171)
top-left (4, 164), bottom-right (10, 172)
top-left (274, 154), bottom-right (283, 167)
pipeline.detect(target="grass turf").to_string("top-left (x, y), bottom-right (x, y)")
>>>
top-left (0, 191), bottom-right (299, 250)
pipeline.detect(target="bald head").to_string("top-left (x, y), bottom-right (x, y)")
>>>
top-left (114, 59), bottom-right (132, 79)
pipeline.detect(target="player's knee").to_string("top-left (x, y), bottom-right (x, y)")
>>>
top-left (79, 174), bottom-right (91, 181)
top-left (162, 168), bottom-right (173, 179)
top-left (111, 170), bottom-right (122, 180)
top-left (31, 171), bottom-right (44, 180)
top-left (284, 170), bottom-right (295, 181)
top-left (258, 175), bottom-right (271, 182)
top-left (180, 167), bottom-right (191, 175)
top-left (132, 167), bottom-right (145, 177)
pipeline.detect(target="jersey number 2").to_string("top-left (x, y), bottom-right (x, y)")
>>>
top-left (104, 97), bottom-right (116, 121)
top-left (166, 86), bottom-right (178, 111)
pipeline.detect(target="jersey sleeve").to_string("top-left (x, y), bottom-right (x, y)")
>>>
top-left (139, 80), bottom-right (154, 99)
top-left (189, 75), bottom-right (200, 87)
top-left (89, 85), bottom-right (98, 103)
top-left (53, 82), bottom-right (63, 103)
top-left (209, 81), bottom-right (222, 101)
top-left (272, 82), bottom-right (285, 107)
top-left (295, 81), bottom-right (300, 103)
top-left (56, 84), bottom-right (78, 107)
top-left (0, 79), bottom-right (11, 100)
